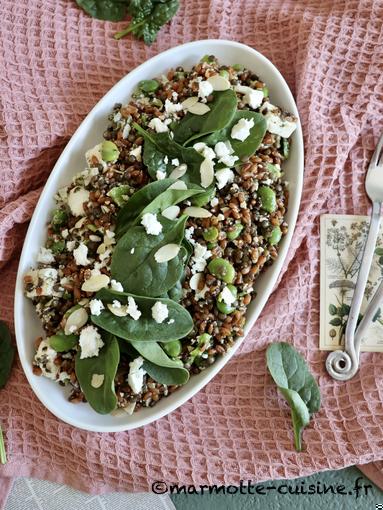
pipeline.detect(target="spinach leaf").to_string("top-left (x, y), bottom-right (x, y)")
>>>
top-left (114, 0), bottom-right (179, 45)
top-left (173, 89), bottom-right (238, 146)
top-left (135, 123), bottom-right (205, 184)
top-left (92, 288), bottom-right (193, 342)
top-left (116, 179), bottom-right (173, 238)
top-left (0, 321), bottom-right (14, 389)
top-left (76, 0), bottom-right (129, 21)
top-left (75, 333), bottom-right (120, 415)
top-left (111, 216), bottom-right (188, 296)
top-left (48, 332), bottom-right (78, 352)
top-left (266, 342), bottom-right (321, 452)
top-left (202, 111), bottom-right (267, 166)
top-left (167, 278), bottom-right (183, 302)
top-left (143, 359), bottom-right (189, 385)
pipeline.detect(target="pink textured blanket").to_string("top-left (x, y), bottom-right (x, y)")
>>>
top-left (1, 0), bottom-right (383, 505)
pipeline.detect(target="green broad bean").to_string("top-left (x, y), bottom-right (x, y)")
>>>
top-left (162, 340), bottom-right (182, 358)
top-left (268, 226), bottom-right (282, 246)
top-left (101, 141), bottom-right (119, 162)
top-left (49, 332), bottom-right (78, 352)
top-left (227, 223), bottom-right (243, 241)
top-left (232, 64), bottom-right (243, 71)
top-left (219, 69), bottom-right (230, 79)
top-left (216, 285), bottom-right (237, 314)
top-left (262, 86), bottom-right (269, 97)
top-left (151, 98), bottom-right (163, 108)
top-left (107, 185), bottom-right (131, 207)
top-left (203, 227), bottom-right (219, 242)
top-left (138, 79), bottom-right (160, 93)
top-left (258, 186), bottom-right (277, 213)
top-left (208, 258), bottom-right (236, 283)
top-left (281, 138), bottom-right (290, 159)
top-left (266, 162), bottom-right (281, 179)
top-left (87, 224), bottom-right (98, 232)
top-left (206, 242), bottom-right (217, 250)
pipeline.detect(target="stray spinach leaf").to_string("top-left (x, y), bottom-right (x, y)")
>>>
top-left (266, 342), bottom-right (321, 452)
top-left (92, 288), bottom-right (193, 342)
top-left (0, 321), bottom-right (15, 389)
top-left (111, 216), bottom-right (188, 296)
top-left (202, 111), bottom-right (267, 166)
top-left (75, 333), bottom-right (119, 415)
top-left (114, 0), bottom-right (179, 45)
top-left (76, 0), bottom-right (129, 21)
top-left (173, 89), bottom-right (238, 146)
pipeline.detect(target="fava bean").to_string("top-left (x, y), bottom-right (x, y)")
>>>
top-left (258, 186), bottom-right (277, 213)
top-left (101, 141), bottom-right (120, 162)
top-left (203, 227), bottom-right (219, 242)
top-left (227, 223), bottom-right (244, 241)
top-left (208, 258), bottom-right (236, 283)
top-left (268, 226), bottom-right (282, 246)
top-left (138, 79), bottom-right (160, 93)
top-left (162, 340), bottom-right (182, 358)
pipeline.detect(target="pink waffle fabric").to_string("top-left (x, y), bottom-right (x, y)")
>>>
top-left (1, 0), bottom-right (383, 504)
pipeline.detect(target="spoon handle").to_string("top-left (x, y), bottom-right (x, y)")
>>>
top-left (326, 201), bottom-right (382, 380)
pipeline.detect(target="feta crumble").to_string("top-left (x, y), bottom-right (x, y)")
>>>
top-left (79, 325), bottom-right (104, 359)
top-left (220, 286), bottom-right (236, 305)
top-left (110, 279), bottom-right (124, 292)
top-left (34, 340), bottom-right (58, 380)
top-left (148, 118), bottom-right (169, 133)
top-left (68, 187), bottom-right (90, 217)
top-left (141, 213), bottom-right (163, 235)
top-left (37, 247), bottom-right (54, 264)
top-left (215, 168), bottom-right (235, 189)
top-left (171, 158), bottom-right (180, 166)
top-left (89, 299), bottom-right (105, 316)
top-left (231, 118), bottom-right (255, 141)
top-left (156, 170), bottom-right (167, 180)
top-left (191, 243), bottom-right (212, 273)
top-left (73, 243), bottom-right (90, 266)
top-left (127, 296), bottom-right (142, 320)
top-left (151, 301), bottom-right (169, 323)
top-left (262, 103), bottom-right (297, 137)
top-left (198, 80), bottom-right (214, 99)
top-left (164, 99), bottom-right (183, 115)
top-left (128, 356), bottom-right (146, 394)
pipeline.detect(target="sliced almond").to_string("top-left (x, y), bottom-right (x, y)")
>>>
top-left (91, 373), bottom-right (105, 388)
top-left (107, 303), bottom-right (129, 317)
top-left (81, 274), bottom-right (110, 292)
top-left (154, 243), bottom-right (180, 263)
top-left (162, 205), bottom-right (180, 220)
top-left (190, 272), bottom-right (203, 291)
top-left (97, 243), bottom-right (107, 255)
top-left (184, 206), bottom-right (212, 218)
top-left (168, 180), bottom-right (187, 190)
top-left (89, 234), bottom-right (102, 242)
top-left (188, 102), bottom-right (211, 115)
top-left (200, 158), bottom-right (215, 188)
top-left (208, 75), bottom-right (231, 91)
top-left (169, 164), bottom-right (187, 180)
top-left (64, 307), bottom-right (88, 335)
top-left (73, 217), bottom-right (87, 229)
top-left (181, 96), bottom-right (199, 109)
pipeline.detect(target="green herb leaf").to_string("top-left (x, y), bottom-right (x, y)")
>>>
top-left (91, 288), bottom-right (193, 342)
top-left (266, 342), bottom-right (321, 452)
top-left (0, 321), bottom-right (15, 389)
top-left (112, 216), bottom-right (188, 296)
top-left (76, 0), bottom-right (129, 21)
top-left (173, 89), bottom-right (238, 146)
top-left (75, 333), bottom-right (119, 415)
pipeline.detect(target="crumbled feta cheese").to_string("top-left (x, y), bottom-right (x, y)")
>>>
top-left (151, 301), bottom-right (169, 323)
top-left (128, 356), bottom-right (146, 394)
top-left (185, 226), bottom-right (196, 244)
top-left (127, 296), bottom-right (141, 320)
top-left (61, 229), bottom-right (69, 239)
top-left (112, 299), bottom-right (122, 308)
top-left (79, 325), bottom-right (104, 359)
top-left (89, 299), bottom-right (104, 316)
top-left (34, 268), bottom-right (60, 297)
top-left (66, 241), bottom-right (76, 252)
top-left (210, 197), bottom-right (219, 207)
top-left (191, 243), bottom-right (212, 273)
top-left (130, 248), bottom-right (135, 254)
top-left (85, 143), bottom-right (104, 167)
top-left (172, 91), bottom-right (178, 101)
top-left (231, 118), bottom-right (255, 141)
top-left (220, 286), bottom-right (236, 305)
top-left (148, 118), bottom-right (169, 133)
top-left (168, 319), bottom-right (175, 324)
top-left (215, 168), bottom-right (235, 189)
top-left (129, 146), bottom-right (142, 162)
top-left (73, 243), bottom-right (90, 266)
top-left (193, 142), bottom-right (216, 161)
top-left (113, 112), bottom-right (122, 123)
top-left (214, 141), bottom-right (234, 159)
top-left (68, 187), bottom-right (90, 217)
top-left (164, 156), bottom-right (169, 164)
top-left (219, 154), bottom-right (239, 167)
top-left (122, 123), bottom-right (131, 139)
top-left (156, 170), bottom-right (167, 180)
top-left (141, 213), bottom-right (162, 235)
top-left (262, 104), bottom-right (297, 137)
top-left (235, 85), bottom-right (264, 109)
top-left (37, 247), bottom-right (55, 264)
top-left (110, 279), bottom-right (124, 292)
top-left (165, 99), bottom-right (183, 115)
top-left (34, 340), bottom-right (59, 380)
top-left (58, 371), bottom-right (70, 383)
top-left (198, 80), bottom-right (214, 99)
top-left (171, 158), bottom-right (180, 166)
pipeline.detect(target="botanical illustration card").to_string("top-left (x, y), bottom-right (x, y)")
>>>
top-left (320, 214), bottom-right (383, 352)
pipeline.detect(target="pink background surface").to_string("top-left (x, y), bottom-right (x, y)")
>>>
top-left (1, 0), bottom-right (383, 506)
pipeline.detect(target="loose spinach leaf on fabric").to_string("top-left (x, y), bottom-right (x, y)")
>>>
top-left (0, 321), bottom-right (15, 389)
top-left (112, 216), bottom-right (188, 296)
top-left (173, 89), bottom-right (238, 146)
top-left (92, 289), bottom-right (193, 342)
top-left (76, 0), bottom-right (129, 21)
top-left (134, 123), bottom-right (205, 184)
top-left (266, 342), bottom-right (321, 452)
top-left (75, 333), bottom-right (119, 415)
top-left (201, 111), bottom-right (267, 167)
top-left (114, 0), bottom-right (179, 45)
top-left (115, 178), bottom-right (173, 237)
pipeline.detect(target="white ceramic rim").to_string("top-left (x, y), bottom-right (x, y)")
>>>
top-left (14, 39), bottom-right (304, 432)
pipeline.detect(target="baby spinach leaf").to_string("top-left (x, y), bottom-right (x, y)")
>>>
top-left (0, 321), bottom-right (15, 389)
top-left (92, 289), bottom-right (193, 342)
top-left (111, 216), bottom-right (188, 296)
top-left (48, 332), bottom-right (78, 352)
top-left (143, 359), bottom-right (189, 385)
top-left (202, 111), bottom-right (267, 166)
top-left (266, 342), bottom-right (321, 452)
top-left (75, 333), bottom-right (119, 415)
top-left (116, 179), bottom-right (173, 237)
top-left (167, 278), bottom-right (183, 302)
top-left (76, 0), bottom-right (129, 21)
top-left (173, 89), bottom-right (238, 146)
